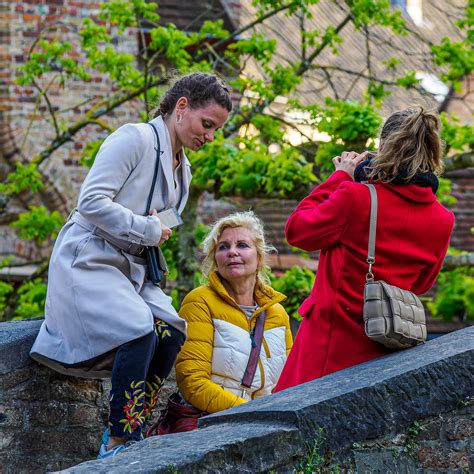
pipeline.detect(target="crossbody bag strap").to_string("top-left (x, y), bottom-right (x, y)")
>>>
top-left (146, 122), bottom-right (161, 216)
top-left (241, 310), bottom-right (266, 392)
top-left (362, 182), bottom-right (378, 281)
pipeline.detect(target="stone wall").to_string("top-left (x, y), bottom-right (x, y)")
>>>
top-left (67, 326), bottom-right (473, 473)
top-left (1, 319), bottom-right (471, 472)
top-left (303, 402), bottom-right (473, 472)
top-left (0, 318), bottom-right (179, 473)
top-left (0, 319), bottom-right (108, 472)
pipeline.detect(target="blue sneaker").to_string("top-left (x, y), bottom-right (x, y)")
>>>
top-left (97, 442), bottom-right (127, 459)
top-left (97, 429), bottom-right (137, 460)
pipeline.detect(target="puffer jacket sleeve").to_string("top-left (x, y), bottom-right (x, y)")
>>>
top-left (285, 314), bottom-right (293, 357)
top-left (176, 292), bottom-right (246, 414)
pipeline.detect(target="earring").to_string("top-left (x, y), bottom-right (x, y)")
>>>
top-left (176, 114), bottom-right (182, 124)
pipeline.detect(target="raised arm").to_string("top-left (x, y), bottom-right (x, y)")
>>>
top-left (285, 171), bottom-right (355, 251)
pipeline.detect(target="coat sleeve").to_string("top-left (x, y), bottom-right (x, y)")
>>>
top-left (77, 124), bottom-right (162, 246)
top-left (411, 215), bottom-right (454, 295)
top-left (176, 296), bottom-right (246, 414)
top-left (285, 171), bottom-right (355, 252)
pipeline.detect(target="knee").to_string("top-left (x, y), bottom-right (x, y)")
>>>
top-left (154, 320), bottom-right (186, 346)
top-left (168, 325), bottom-right (186, 347)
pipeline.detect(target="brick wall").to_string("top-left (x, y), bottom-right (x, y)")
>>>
top-left (1, 1), bottom-right (472, 262)
top-left (1, 0), bottom-right (143, 259)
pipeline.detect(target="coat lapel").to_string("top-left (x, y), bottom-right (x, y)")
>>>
top-left (150, 116), bottom-right (174, 201)
top-left (149, 115), bottom-right (192, 214)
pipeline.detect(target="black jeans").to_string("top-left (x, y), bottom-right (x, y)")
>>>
top-left (108, 320), bottom-right (185, 439)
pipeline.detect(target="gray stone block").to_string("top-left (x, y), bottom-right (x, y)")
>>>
top-left (0, 319), bottom-right (42, 374)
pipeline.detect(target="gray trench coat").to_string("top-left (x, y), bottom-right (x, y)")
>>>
top-left (30, 116), bottom-right (191, 377)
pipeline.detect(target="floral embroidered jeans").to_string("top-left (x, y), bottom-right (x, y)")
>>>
top-left (108, 319), bottom-right (185, 439)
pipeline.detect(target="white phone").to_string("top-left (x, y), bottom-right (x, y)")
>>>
top-left (155, 207), bottom-right (183, 229)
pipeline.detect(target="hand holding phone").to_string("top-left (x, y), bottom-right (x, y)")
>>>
top-left (150, 207), bottom-right (183, 229)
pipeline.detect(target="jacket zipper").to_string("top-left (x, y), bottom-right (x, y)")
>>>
top-left (262, 337), bottom-right (270, 358)
top-left (252, 359), bottom-right (265, 400)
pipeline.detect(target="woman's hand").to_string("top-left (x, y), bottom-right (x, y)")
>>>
top-left (150, 209), bottom-right (172, 245)
top-left (332, 150), bottom-right (370, 179)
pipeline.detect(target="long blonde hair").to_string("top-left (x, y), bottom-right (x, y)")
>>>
top-left (201, 211), bottom-right (275, 290)
top-left (366, 106), bottom-right (444, 182)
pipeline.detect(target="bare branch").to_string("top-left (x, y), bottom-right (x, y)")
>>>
top-left (31, 77), bottom-right (168, 166)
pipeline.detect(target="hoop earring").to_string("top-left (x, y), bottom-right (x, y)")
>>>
top-left (176, 114), bottom-right (182, 124)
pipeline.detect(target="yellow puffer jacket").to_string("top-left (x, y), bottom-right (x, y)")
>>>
top-left (175, 271), bottom-right (293, 414)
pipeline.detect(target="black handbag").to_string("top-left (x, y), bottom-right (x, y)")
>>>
top-left (145, 123), bottom-right (169, 287)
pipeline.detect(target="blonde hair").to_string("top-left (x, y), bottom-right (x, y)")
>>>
top-left (201, 211), bottom-right (275, 289)
top-left (366, 106), bottom-right (444, 182)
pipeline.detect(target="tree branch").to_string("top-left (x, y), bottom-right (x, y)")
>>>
top-left (195, 1), bottom-right (301, 62)
top-left (31, 77), bottom-right (167, 166)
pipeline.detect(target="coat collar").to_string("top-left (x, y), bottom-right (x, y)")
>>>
top-left (149, 115), bottom-right (192, 213)
top-left (208, 271), bottom-right (286, 315)
top-left (378, 182), bottom-right (437, 203)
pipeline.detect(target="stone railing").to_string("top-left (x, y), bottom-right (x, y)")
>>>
top-left (69, 325), bottom-right (473, 473)
top-left (0, 319), bottom-right (109, 472)
top-left (1, 320), bottom-right (472, 473)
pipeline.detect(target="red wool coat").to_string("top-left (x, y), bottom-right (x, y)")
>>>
top-left (274, 170), bottom-right (454, 392)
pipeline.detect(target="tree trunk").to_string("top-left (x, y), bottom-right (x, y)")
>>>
top-left (175, 186), bottom-right (202, 304)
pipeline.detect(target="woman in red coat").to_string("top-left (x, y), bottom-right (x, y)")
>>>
top-left (274, 107), bottom-right (454, 391)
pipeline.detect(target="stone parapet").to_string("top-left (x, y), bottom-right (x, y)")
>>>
top-left (67, 326), bottom-right (473, 473)
top-left (0, 319), bottom-right (109, 473)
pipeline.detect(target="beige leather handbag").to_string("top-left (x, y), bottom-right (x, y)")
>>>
top-left (362, 183), bottom-right (427, 350)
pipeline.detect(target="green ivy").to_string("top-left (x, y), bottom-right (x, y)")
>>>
top-left (271, 265), bottom-right (315, 322)
top-left (11, 207), bottom-right (64, 244)
top-left (428, 267), bottom-right (474, 322)
top-left (13, 279), bottom-right (48, 320)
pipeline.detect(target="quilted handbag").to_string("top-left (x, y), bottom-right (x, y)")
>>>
top-left (362, 183), bottom-right (427, 350)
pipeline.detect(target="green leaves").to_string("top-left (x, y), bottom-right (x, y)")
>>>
top-left (80, 138), bottom-right (107, 168)
top-left (428, 265), bottom-right (474, 322)
top-left (190, 131), bottom-right (316, 200)
top-left (0, 282), bottom-right (14, 318)
top-left (99, 0), bottom-right (160, 29)
top-left (395, 71), bottom-right (422, 89)
top-left (17, 39), bottom-right (90, 86)
top-left (314, 99), bottom-right (381, 143)
top-left (0, 163), bottom-right (43, 196)
top-left (12, 279), bottom-right (48, 320)
top-left (440, 113), bottom-right (474, 154)
top-left (348, 0), bottom-right (406, 33)
top-left (12, 206), bottom-right (64, 244)
top-left (227, 33), bottom-right (276, 65)
top-left (265, 148), bottom-right (317, 198)
top-left (432, 33), bottom-right (474, 90)
top-left (271, 265), bottom-right (315, 322)
top-left (149, 25), bottom-right (194, 70)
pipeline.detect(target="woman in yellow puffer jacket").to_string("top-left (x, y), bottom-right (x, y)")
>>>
top-left (175, 211), bottom-right (293, 414)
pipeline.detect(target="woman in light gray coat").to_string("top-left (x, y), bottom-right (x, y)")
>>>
top-left (30, 73), bottom-right (232, 458)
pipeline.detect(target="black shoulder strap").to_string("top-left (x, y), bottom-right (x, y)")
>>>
top-left (145, 122), bottom-right (161, 216)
